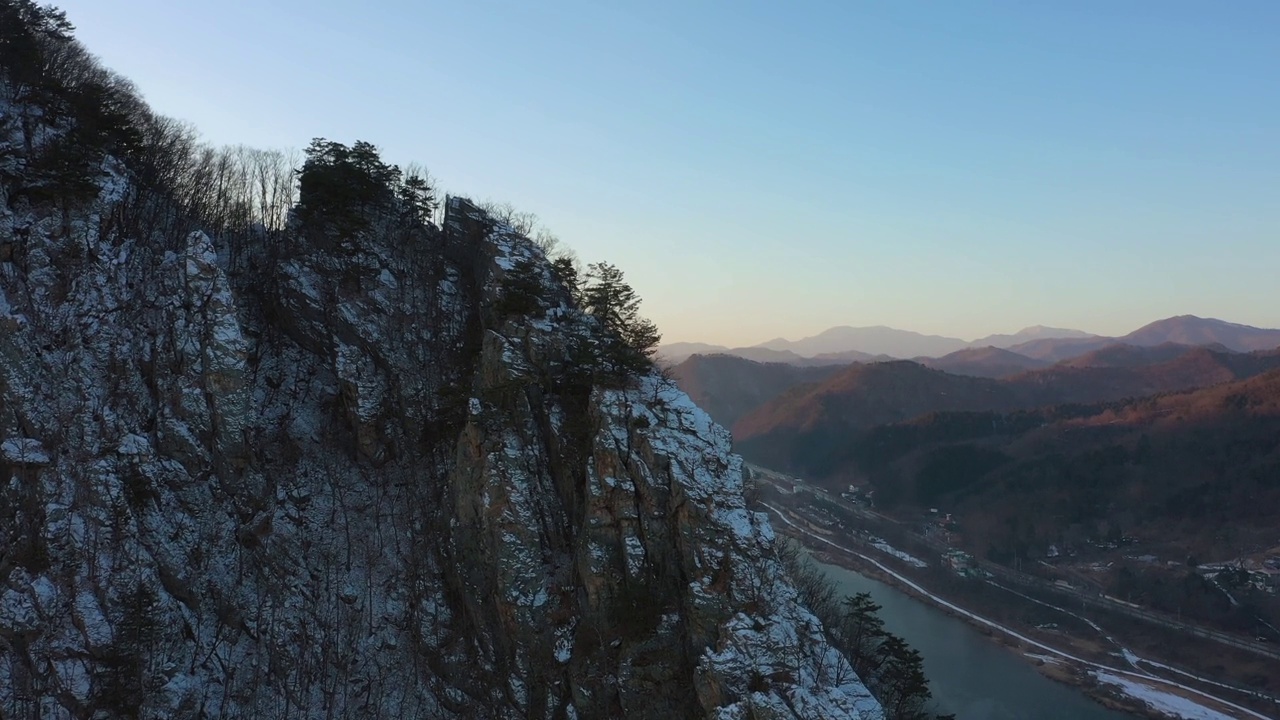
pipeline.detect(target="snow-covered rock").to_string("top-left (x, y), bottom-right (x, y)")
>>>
top-left (1, 438), bottom-right (49, 465)
top-left (0, 86), bottom-right (881, 719)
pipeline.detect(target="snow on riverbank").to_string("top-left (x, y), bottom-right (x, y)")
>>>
top-left (762, 502), bottom-right (1272, 720)
top-left (870, 541), bottom-right (928, 568)
top-left (1094, 672), bottom-right (1236, 720)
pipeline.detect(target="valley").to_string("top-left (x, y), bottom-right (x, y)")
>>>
top-left (671, 337), bottom-right (1280, 582)
top-left (750, 463), bottom-right (1280, 719)
top-left (668, 323), bottom-right (1280, 719)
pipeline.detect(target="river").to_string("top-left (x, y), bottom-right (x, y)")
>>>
top-left (815, 559), bottom-right (1136, 720)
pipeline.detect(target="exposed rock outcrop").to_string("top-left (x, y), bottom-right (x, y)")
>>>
top-left (0, 89), bottom-right (881, 718)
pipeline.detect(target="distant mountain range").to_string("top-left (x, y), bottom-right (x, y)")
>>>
top-left (657, 342), bottom-right (889, 367)
top-left (753, 326), bottom-right (973, 359)
top-left (1008, 316), bottom-right (1280, 362)
top-left (659, 316), bottom-right (1280, 366)
top-left (668, 317), bottom-right (1280, 632)
top-left (659, 325), bottom-right (1094, 363)
top-left (969, 325), bottom-right (1096, 348)
top-left (917, 346), bottom-right (1049, 379)
top-left (726, 345), bottom-right (1280, 479)
top-left (666, 356), bottom-right (846, 429)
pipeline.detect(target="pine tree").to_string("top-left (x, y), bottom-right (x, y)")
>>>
top-left (582, 262), bottom-right (635, 334)
top-left (397, 172), bottom-right (436, 226)
top-left (873, 635), bottom-right (933, 720)
top-left (624, 316), bottom-right (661, 363)
top-left (831, 592), bottom-right (888, 676)
top-left (581, 262), bottom-right (661, 375)
top-left (550, 256), bottom-right (579, 301)
top-left (297, 138), bottom-right (402, 235)
top-left (349, 140), bottom-right (401, 197)
top-left (494, 258), bottom-right (546, 318)
top-left (828, 592), bottom-right (940, 719)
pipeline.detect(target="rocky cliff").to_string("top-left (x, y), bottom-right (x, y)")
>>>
top-left (0, 83), bottom-right (882, 718)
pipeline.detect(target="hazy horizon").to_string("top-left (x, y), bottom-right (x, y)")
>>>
top-left (663, 314), bottom-right (1280, 349)
top-left (57, 0), bottom-right (1280, 347)
top-left (663, 323), bottom-right (1094, 349)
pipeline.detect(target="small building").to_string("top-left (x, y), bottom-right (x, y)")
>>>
top-left (943, 549), bottom-right (986, 578)
top-left (1250, 567), bottom-right (1280, 591)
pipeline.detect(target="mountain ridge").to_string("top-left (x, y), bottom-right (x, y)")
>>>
top-left (1010, 316), bottom-right (1280, 361)
top-left (918, 346), bottom-right (1051, 379)
top-left (729, 346), bottom-right (1280, 477)
top-left (667, 354), bottom-right (849, 429)
top-left (846, 367), bottom-right (1280, 608)
top-left (662, 316), bottom-right (1280, 365)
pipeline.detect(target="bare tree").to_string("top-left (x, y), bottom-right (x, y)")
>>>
top-left (531, 228), bottom-right (559, 256)
top-left (479, 201), bottom-right (539, 236)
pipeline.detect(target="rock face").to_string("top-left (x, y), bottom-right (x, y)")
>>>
top-left (0, 97), bottom-right (882, 718)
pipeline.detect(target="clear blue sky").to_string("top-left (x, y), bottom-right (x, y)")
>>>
top-left (60, 1), bottom-right (1279, 345)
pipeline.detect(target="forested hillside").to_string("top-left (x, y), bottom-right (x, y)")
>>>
top-left (732, 348), bottom-right (1280, 477)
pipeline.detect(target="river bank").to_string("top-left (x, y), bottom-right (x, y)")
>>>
top-left (810, 546), bottom-right (1176, 720)
top-left (765, 503), bottom-right (1270, 720)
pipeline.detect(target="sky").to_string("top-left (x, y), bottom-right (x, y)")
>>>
top-left (57, 0), bottom-right (1280, 346)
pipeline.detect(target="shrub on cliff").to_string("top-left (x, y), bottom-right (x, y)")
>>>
top-left (582, 262), bottom-right (661, 377)
top-left (296, 138), bottom-right (437, 239)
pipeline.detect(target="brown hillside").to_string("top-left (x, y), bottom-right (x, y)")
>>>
top-left (869, 368), bottom-right (1280, 569)
top-left (735, 349), bottom-right (1280, 477)
top-left (1056, 342), bottom-right (1223, 368)
top-left (1123, 315), bottom-right (1280, 351)
top-left (665, 354), bottom-right (844, 428)
top-left (920, 346), bottom-right (1048, 378)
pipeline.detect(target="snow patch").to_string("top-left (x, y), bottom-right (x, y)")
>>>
top-left (1, 437), bottom-right (49, 464)
top-left (870, 541), bottom-right (928, 568)
top-left (73, 591), bottom-right (113, 650)
top-left (116, 433), bottom-right (151, 455)
top-left (554, 628), bottom-right (573, 663)
top-left (1094, 671), bottom-right (1237, 720)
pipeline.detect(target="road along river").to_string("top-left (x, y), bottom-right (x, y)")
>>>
top-left (817, 558), bottom-right (1137, 720)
